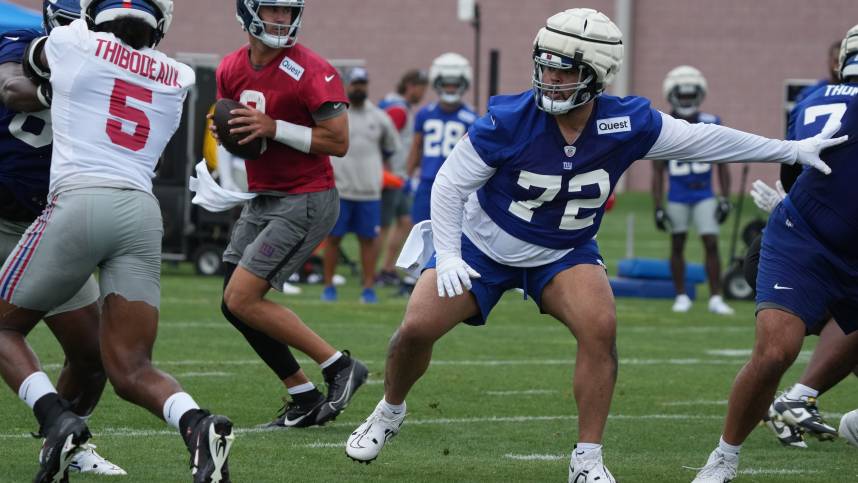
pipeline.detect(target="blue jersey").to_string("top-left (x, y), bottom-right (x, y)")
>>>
top-left (787, 82), bottom-right (858, 141)
top-left (0, 28), bottom-right (52, 219)
top-left (666, 112), bottom-right (721, 203)
top-left (788, 94), bottom-right (858, 260)
top-left (414, 102), bottom-right (477, 181)
top-left (470, 92), bottom-right (662, 250)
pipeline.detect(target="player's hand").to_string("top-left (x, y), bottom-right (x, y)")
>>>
top-left (750, 179), bottom-right (786, 214)
top-left (715, 197), bottom-right (731, 224)
top-left (794, 121), bottom-right (848, 175)
top-left (654, 207), bottom-right (670, 232)
top-left (206, 113), bottom-right (221, 144)
top-left (435, 255), bottom-right (481, 298)
top-left (228, 107), bottom-right (276, 145)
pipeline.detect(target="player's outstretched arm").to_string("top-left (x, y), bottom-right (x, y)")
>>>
top-left (644, 113), bottom-right (847, 175)
top-left (0, 62), bottom-right (43, 112)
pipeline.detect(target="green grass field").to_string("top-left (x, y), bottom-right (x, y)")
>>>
top-left (0, 193), bottom-right (855, 482)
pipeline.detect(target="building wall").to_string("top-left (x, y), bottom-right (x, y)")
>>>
top-left (13, 0), bottom-right (858, 192)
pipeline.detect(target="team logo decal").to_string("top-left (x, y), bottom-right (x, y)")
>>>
top-left (564, 146), bottom-right (576, 158)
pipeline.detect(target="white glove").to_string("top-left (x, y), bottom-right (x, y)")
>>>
top-left (793, 121), bottom-right (848, 175)
top-left (750, 179), bottom-right (786, 214)
top-left (435, 255), bottom-right (481, 298)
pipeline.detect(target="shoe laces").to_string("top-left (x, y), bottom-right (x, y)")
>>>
top-left (696, 452), bottom-right (736, 479)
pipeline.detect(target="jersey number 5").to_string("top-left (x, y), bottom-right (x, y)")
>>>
top-left (509, 169), bottom-right (610, 230)
top-left (106, 79), bottom-right (153, 151)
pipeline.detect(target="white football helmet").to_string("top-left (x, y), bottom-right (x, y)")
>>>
top-left (236, 0), bottom-right (304, 49)
top-left (663, 65), bottom-right (707, 117)
top-left (81, 0), bottom-right (173, 46)
top-left (429, 53), bottom-right (472, 105)
top-left (532, 8), bottom-right (623, 115)
top-left (839, 24), bottom-right (858, 80)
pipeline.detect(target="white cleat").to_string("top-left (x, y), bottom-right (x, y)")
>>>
top-left (691, 448), bottom-right (738, 483)
top-left (568, 448), bottom-right (615, 482)
top-left (69, 443), bottom-right (127, 475)
top-left (708, 296), bottom-right (735, 316)
top-left (672, 294), bottom-right (692, 313)
top-left (346, 400), bottom-right (406, 463)
top-left (839, 409), bottom-right (858, 447)
top-left (762, 403), bottom-right (807, 448)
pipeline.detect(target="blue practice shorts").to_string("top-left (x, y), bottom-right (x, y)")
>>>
top-left (755, 199), bottom-right (858, 334)
top-left (330, 199), bottom-right (380, 239)
top-left (425, 235), bottom-right (604, 326)
top-left (411, 181), bottom-right (432, 224)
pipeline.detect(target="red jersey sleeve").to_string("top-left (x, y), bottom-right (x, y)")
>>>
top-left (215, 58), bottom-right (232, 101)
top-left (300, 65), bottom-right (348, 114)
top-left (385, 105), bottom-right (408, 131)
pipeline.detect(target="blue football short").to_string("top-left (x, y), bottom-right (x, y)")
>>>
top-left (425, 235), bottom-right (604, 326)
top-left (755, 199), bottom-right (858, 333)
top-left (330, 199), bottom-right (381, 239)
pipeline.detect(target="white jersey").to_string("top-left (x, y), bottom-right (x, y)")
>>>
top-left (45, 19), bottom-right (195, 195)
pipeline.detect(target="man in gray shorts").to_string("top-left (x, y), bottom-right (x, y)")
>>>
top-left (653, 65), bottom-right (734, 316)
top-left (216, 0), bottom-right (368, 429)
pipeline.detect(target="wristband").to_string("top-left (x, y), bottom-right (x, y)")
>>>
top-left (274, 120), bottom-right (312, 153)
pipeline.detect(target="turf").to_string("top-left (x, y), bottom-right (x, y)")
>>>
top-left (0, 193), bottom-right (855, 482)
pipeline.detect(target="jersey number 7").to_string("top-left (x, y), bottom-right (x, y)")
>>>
top-left (508, 169), bottom-right (610, 231)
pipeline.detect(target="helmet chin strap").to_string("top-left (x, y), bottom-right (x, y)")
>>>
top-left (440, 92), bottom-right (462, 104)
top-left (673, 105), bottom-right (698, 117)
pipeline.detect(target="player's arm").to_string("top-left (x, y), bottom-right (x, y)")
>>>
top-left (651, 160), bottom-right (666, 209)
top-left (0, 62), bottom-right (43, 112)
top-left (228, 103), bottom-right (349, 157)
top-left (405, 132), bottom-right (424, 178)
top-left (643, 112), bottom-right (846, 175)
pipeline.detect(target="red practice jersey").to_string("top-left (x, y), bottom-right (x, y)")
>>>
top-left (217, 43), bottom-right (347, 193)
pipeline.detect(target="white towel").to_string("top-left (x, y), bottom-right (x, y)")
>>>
top-left (396, 220), bottom-right (435, 278)
top-left (188, 160), bottom-right (256, 212)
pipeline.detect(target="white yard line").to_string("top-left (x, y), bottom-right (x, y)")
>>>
top-left (486, 390), bottom-right (558, 396)
top-left (661, 400), bottom-right (728, 406)
top-left (175, 371), bottom-right (232, 377)
top-left (504, 453), bottom-right (564, 461)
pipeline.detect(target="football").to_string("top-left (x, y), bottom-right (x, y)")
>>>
top-left (212, 98), bottom-right (267, 160)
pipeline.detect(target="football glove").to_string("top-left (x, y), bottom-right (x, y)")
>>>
top-left (435, 255), bottom-right (481, 298)
top-left (654, 207), bottom-right (670, 232)
top-left (715, 197), bottom-right (731, 224)
top-left (750, 179), bottom-right (786, 214)
top-left (793, 121), bottom-right (848, 175)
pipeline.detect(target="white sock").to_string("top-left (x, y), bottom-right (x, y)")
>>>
top-left (710, 295), bottom-right (724, 304)
top-left (287, 382), bottom-right (316, 395)
top-left (786, 383), bottom-right (819, 401)
top-left (574, 442), bottom-right (603, 458)
top-left (18, 372), bottom-right (56, 409)
top-left (320, 351), bottom-right (343, 369)
top-left (382, 398), bottom-right (405, 415)
top-left (163, 392), bottom-right (200, 430)
top-left (719, 436), bottom-right (741, 455)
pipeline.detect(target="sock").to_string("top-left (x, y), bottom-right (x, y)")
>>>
top-left (287, 382), bottom-right (316, 395)
top-left (719, 435), bottom-right (741, 455)
top-left (33, 393), bottom-right (65, 429)
top-left (163, 392), bottom-right (200, 431)
top-left (574, 442), bottom-right (603, 458)
top-left (710, 295), bottom-right (724, 303)
top-left (382, 399), bottom-right (405, 415)
top-left (18, 371), bottom-right (56, 409)
top-left (288, 382), bottom-right (322, 405)
top-left (786, 383), bottom-right (819, 401)
top-left (320, 351), bottom-right (343, 370)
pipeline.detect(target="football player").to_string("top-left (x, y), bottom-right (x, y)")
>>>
top-left (742, 25), bottom-right (858, 452)
top-left (345, 9), bottom-right (843, 482)
top-left (652, 66), bottom-right (734, 315)
top-left (0, 0), bottom-right (126, 476)
top-left (406, 52), bottom-right (477, 223)
top-left (214, 0), bottom-right (368, 428)
top-left (692, 26), bottom-right (858, 483)
top-left (0, 1), bottom-right (235, 481)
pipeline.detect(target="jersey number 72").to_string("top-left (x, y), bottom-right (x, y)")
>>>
top-left (508, 169), bottom-right (610, 231)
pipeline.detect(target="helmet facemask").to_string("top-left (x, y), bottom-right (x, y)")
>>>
top-left (43, 0), bottom-right (80, 33)
top-left (434, 75), bottom-right (468, 105)
top-left (241, 0), bottom-right (304, 49)
top-left (667, 84), bottom-right (705, 117)
top-left (532, 49), bottom-right (600, 115)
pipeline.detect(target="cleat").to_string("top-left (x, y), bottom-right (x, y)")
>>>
top-left (568, 446), bottom-right (615, 482)
top-left (321, 286), bottom-right (337, 302)
top-left (316, 351), bottom-right (369, 424)
top-left (672, 294), bottom-right (692, 313)
top-left (69, 443), bottom-right (127, 475)
top-left (185, 412), bottom-right (234, 483)
top-left (346, 399), bottom-right (406, 463)
top-left (261, 393), bottom-right (325, 429)
top-left (690, 448), bottom-right (738, 483)
top-left (359, 287), bottom-right (378, 304)
top-left (34, 410), bottom-right (91, 483)
top-left (839, 409), bottom-right (858, 447)
top-left (708, 296), bottom-right (735, 316)
top-left (762, 403), bottom-right (807, 448)
top-left (773, 394), bottom-right (838, 441)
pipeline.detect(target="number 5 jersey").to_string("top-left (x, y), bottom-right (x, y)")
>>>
top-left (45, 19), bottom-right (195, 195)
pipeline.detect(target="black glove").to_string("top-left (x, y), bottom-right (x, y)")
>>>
top-left (654, 207), bottom-right (670, 232)
top-left (715, 197), bottom-right (731, 224)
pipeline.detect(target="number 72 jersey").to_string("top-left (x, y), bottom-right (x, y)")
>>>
top-left (469, 92), bottom-right (662, 250)
top-left (44, 19), bottom-right (195, 195)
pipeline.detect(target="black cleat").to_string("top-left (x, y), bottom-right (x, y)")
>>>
top-left (33, 411), bottom-right (91, 483)
top-left (185, 412), bottom-right (235, 483)
top-left (773, 394), bottom-right (838, 441)
top-left (316, 351), bottom-right (369, 425)
top-left (261, 393), bottom-right (326, 429)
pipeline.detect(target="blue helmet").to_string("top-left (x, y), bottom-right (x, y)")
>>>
top-left (81, 0), bottom-right (174, 47)
top-left (236, 0), bottom-right (304, 49)
top-left (43, 0), bottom-right (81, 33)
